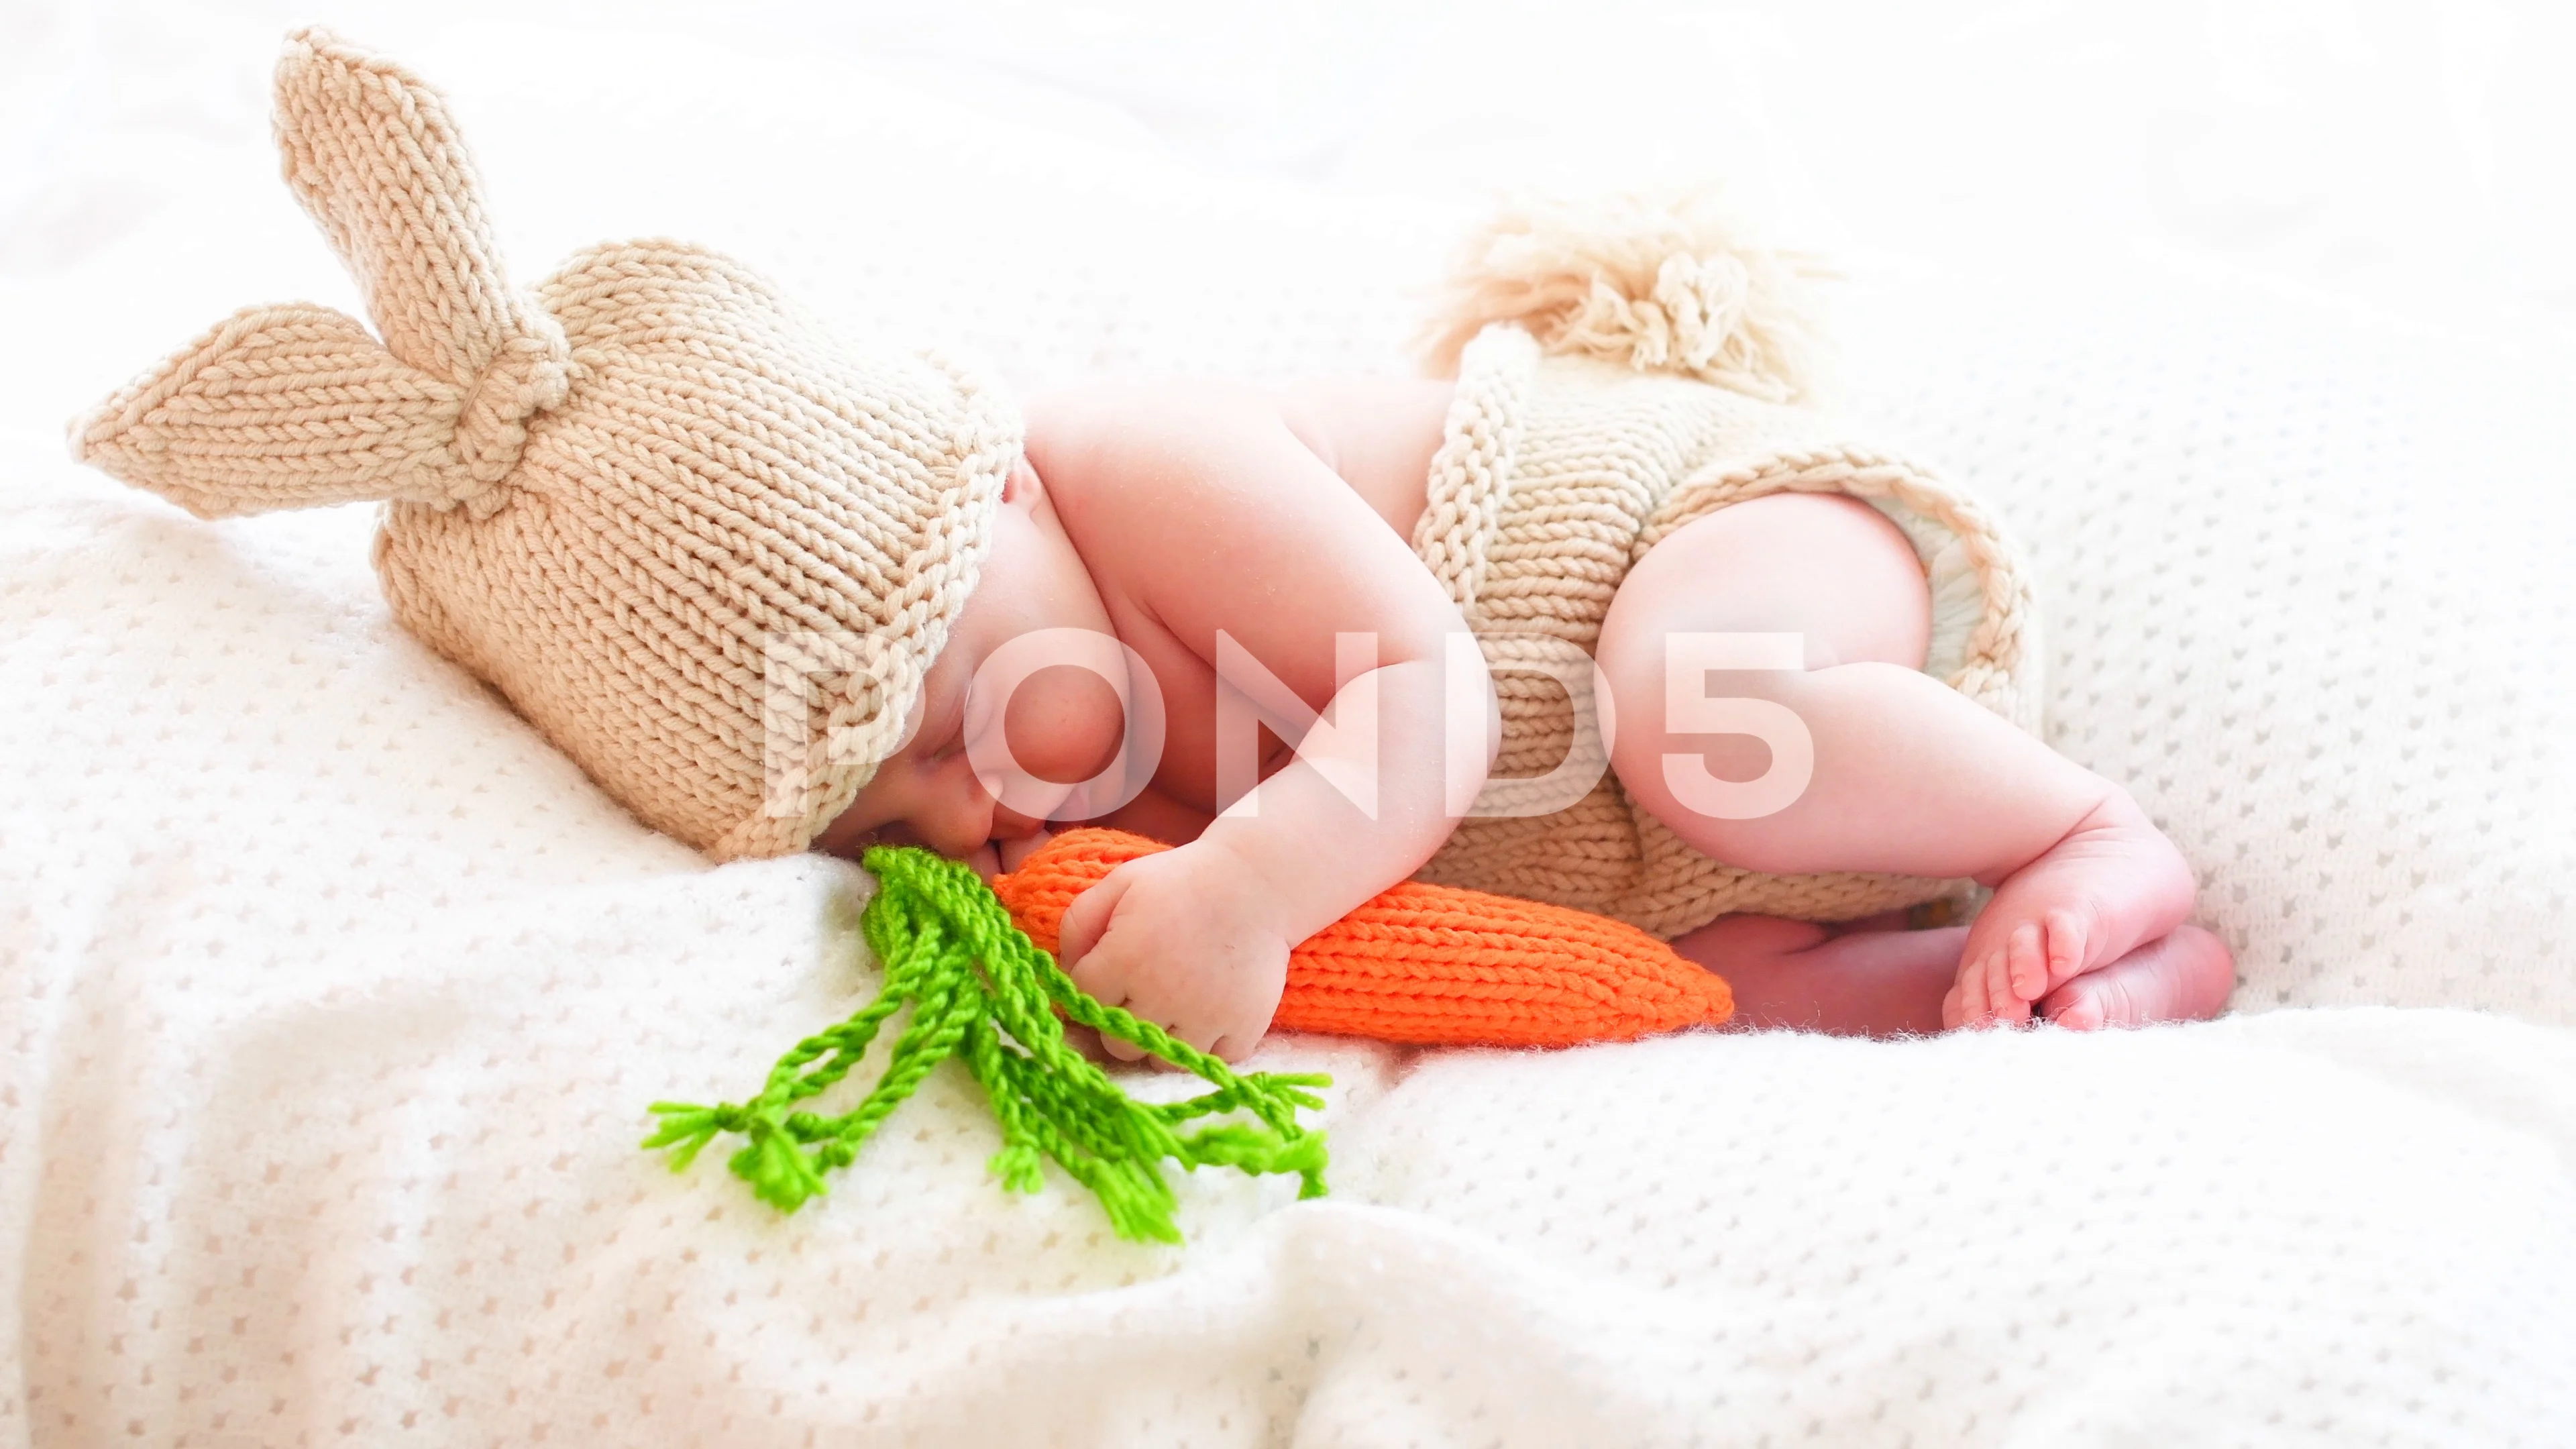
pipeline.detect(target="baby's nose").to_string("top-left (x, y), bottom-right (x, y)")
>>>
top-left (991, 804), bottom-right (1046, 839)
top-left (917, 790), bottom-right (997, 860)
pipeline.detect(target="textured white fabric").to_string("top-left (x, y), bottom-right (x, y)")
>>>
top-left (1830, 262), bottom-right (2576, 1022)
top-left (6, 24), bottom-right (2576, 1448)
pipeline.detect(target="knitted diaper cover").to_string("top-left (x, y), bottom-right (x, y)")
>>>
top-left (1407, 323), bottom-right (2047, 938)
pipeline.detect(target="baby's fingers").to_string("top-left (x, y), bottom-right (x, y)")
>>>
top-left (1205, 1029), bottom-right (1263, 1066)
top-left (1165, 1017), bottom-right (1249, 1069)
top-left (1087, 994), bottom-right (1168, 1063)
top-left (1059, 1021), bottom-right (1118, 1065)
top-left (1055, 865), bottom-right (1136, 971)
top-left (1099, 1017), bottom-right (1204, 1069)
top-left (1092, 996), bottom-right (1226, 1070)
top-left (1065, 949), bottom-right (1138, 1052)
top-left (1066, 943), bottom-right (1179, 1065)
top-left (1105, 1006), bottom-right (1224, 1069)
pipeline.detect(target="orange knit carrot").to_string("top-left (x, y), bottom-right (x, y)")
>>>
top-left (992, 828), bottom-right (1733, 1048)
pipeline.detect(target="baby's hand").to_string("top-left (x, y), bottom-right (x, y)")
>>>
top-left (1053, 840), bottom-right (1291, 1065)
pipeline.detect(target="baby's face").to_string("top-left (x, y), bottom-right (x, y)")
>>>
top-left (812, 458), bottom-right (1124, 867)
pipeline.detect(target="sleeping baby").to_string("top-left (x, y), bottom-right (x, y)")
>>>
top-left (76, 31), bottom-right (2233, 1061)
top-left (806, 198), bottom-right (2235, 1054)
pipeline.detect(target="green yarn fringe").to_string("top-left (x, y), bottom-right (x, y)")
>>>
top-left (643, 845), bottom-right (1330, 1244)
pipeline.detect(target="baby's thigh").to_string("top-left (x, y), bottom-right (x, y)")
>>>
top-left (1596, 492), bottom-right (1932, 683)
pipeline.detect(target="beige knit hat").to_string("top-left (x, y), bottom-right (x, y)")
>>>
top-left (71, 30), bottom-right (1020, 859)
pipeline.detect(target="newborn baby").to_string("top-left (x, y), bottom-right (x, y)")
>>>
top-left (814, 323), bottom-right (2235, 1058)
top-left (77, 36), bottom-right (2231, 1061)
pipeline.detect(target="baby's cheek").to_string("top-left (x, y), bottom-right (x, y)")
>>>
top-left (1002, 665), bottom-right (1130, 785)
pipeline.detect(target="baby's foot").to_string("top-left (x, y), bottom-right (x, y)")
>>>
top-left (1943, 792), bottom-right (2198, 1028)
top-left (2037, 925), bottom-right (2235, 1030)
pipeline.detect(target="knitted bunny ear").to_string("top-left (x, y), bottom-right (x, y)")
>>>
top-left (70, 28), bottom-right (567, 521)
top-left (270, 29), bottom-right (567, 419)
top-left (71, 303), bottom-right (487, 520)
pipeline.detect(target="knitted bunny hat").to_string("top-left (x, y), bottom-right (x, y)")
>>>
top-left (72, 31), bottom-right (1019, 859)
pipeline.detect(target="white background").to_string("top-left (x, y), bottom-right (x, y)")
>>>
top-left (5, 0), bottom-right (2575, 367)
top-left (7, 7), bottom-right (2576, 1446)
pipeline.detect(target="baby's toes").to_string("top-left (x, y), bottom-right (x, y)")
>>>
top-left (2004, 914), bottom-right (2078, 1001)
top-left (1943, 961), bottom-right (1993, 1030)
top-left (2000, 923), bottom-right (2049, 1012)
top-left (1948, 953), bottom-right (1990, 1027)
top-left (1964, 946), bottom-right (2023, 1028)
top-left (2043, 906), bottom-right (2097, 996)
top-left (2041, 975), bottom-right (2115, 1031)
top-left (1990, 951), bottom-right (2032, 1025)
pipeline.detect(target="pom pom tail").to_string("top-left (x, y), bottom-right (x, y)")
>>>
top-left (1416, 189), bottom-right (1832, 405)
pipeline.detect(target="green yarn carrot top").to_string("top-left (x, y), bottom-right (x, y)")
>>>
top-left (643, 845), bottom-right (1330, 1244)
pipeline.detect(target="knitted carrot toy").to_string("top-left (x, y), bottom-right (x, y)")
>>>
top-left (996, 829), bottom-right (1733, 1048)
top-left (643, 844), bottom-right (1331, 1244)
top-left (646, 829), bottom-right (1731, 1240)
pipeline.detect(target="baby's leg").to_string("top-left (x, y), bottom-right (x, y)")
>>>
top-left (1673, 916), bottom-right (2236, 1036)
top-left (1676, 914), bottom-right (1964, 1036)
top-left (1594, 493), bottom-right (2222, 1028)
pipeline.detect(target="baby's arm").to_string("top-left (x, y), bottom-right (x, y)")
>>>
top-left (1026, 379), bottom-right (1494, 1061)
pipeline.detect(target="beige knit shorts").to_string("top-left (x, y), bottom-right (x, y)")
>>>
top-left (1407, 325), bottom-right (2045, 938)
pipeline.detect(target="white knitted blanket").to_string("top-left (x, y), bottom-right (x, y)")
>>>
top-left (5, 20), bottom-right (2575, 1446)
